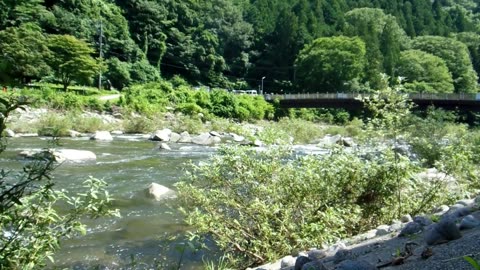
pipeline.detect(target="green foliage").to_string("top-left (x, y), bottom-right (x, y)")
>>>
top-left (47, 34), bottom-right (100, 91)
top-left (465, 256), bottom-right (480, 269)
top-left (176, 145), bottom-right (426, 268)
top-left (0, 23), bottom-right (51, 84)
top-left (411, 36), bottom-right (478, 93)
top-left (295, 36), bottom-right (366, 92)
top-left (397, 50), bottom-right (454, 93)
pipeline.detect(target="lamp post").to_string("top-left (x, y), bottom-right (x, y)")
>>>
top-left (261, 76), bottom-right (266, 95)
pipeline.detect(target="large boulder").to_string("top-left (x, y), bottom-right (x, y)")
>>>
top-left (178, 131), bottom-right (192, 143)
top-left (19, 149), bottom-right (96, 163)
top-left (145, 183), bottom-right (176, 201)
top-left (192, 133), bottom-right (221, 145)
top-left (150, 129), bottom-right (172, 141)
top-left (170, 132), bottom-right (181, 143)
top-left (90, 131), bottom-right (113, 141)
top-left (5, 129), bottom-right (15, 137)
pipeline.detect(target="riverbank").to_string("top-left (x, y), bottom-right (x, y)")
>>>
top-left (249, 196), bottom-right (480, 270)
top-left (5, 106), bottom-right (359, 148)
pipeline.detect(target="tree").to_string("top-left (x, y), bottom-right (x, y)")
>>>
top-left (0, 23), bottom-right (51, 84)
top-left (397, 50), bottom-right (454, 93)
top-left (411, 35), bottom-right (478, 93)
top-left (295, 36), bottom-right (366, 92)
top-left (47, 35), bottom-right (100, 91)
top-left (344, 8), bottom-right (408, 88)
top-left (454, 32), bottom-right (480, 81)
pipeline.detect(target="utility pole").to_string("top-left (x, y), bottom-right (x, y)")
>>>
top-left (98, 20), bottom-right (103, 90)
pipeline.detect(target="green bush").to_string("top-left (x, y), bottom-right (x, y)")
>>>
top-left (122, 116), bottom-right (156, 134)
top-left (176, 146), bottom-right (434, 268)
top-left (36, 114), bottom-right (72, 137)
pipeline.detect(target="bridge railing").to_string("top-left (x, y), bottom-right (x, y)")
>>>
top-left (264, 92), bottom-right (480, 101)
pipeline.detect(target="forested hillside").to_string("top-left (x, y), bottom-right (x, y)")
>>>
top-left (1, 0), bottom-right (480, 93)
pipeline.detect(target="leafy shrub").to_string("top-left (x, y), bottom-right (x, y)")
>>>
top-left (176, 146), bottom-right (429, 268)
top-left (71, 116), bottom-right (108, 133)
top-left (36, 114), bottom-right (72, 136)
top-left (123, 116), bottom-right (156, 134)
top-left (175, 102), bottom-right (204, 115)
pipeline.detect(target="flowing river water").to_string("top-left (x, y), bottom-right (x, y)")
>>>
top-left (2, 136), bottom-right (220, 269)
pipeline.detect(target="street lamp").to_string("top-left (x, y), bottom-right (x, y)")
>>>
top-left (261, 76), bottom-right (266, 95)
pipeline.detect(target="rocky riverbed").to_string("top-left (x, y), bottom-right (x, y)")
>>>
top-left (249, 197), bottom-right (480, 270)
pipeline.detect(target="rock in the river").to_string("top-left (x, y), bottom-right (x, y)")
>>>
top-left (111, 130), bottom-right (124, 135)
top-left (90, 131), bottom-right (113, 141)
top-left (19, 149), bottom-right (96, 163)
top-left (413, 216), bottom-right (432, 226)
top-left (150, 129), bottom-right (172, 141)
top-left (5, 129), bottom-right (15, 137)
top-left (145, 183), bottom-right (176, 201)
top-left (209, 131), bottom-right (221, 137)
top-left (68, 130), bottom-right (82, 138)
top-left (178, 131), bottom-right (192, 143)
top-left (170, 132), bottom-right (181, 143)
top-left (231, 133), bottom-right (245, 142)
top-left (401, 214), bottom-right (413, 223)
top-left (192, 133), bottom-right (220, 145)
top-left (159, 143), bottom-right (171, 150)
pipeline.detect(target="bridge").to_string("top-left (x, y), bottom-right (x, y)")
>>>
top-left (264, 92), bottom-right (480, 111)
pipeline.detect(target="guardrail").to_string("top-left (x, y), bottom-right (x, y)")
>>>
top-left (264, 92), bottom-right (480, 101)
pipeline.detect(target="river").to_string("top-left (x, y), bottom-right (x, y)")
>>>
top-left (2, 136), bottom-right (219, 269)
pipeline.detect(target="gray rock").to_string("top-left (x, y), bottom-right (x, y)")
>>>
top-left (111, 130), bottom-right (124, 135)
top-left (433, 205), bottom-right (450, 216)
top-left (145, 183), bottom-right (176, 201)
top-left (19, 149), bottom-right (96, 163)
top-left (178, 131), bottom-right (192, 143)
top-left (253, 139), bottom-right (264, 147)
top-left (68, 130), bottom-right (82, 137)
top-left (425, 218), bottom-right (462, 245)
top-left (150, 129), bottom-right (172, 141)
top-left (413, 216), bottom-right (433, 226)
top-left (90, 131), bottom-right (113, 141)
top-left (192, 133), bottom-right (217, 145)
top-left (170, 132), bottom-right (181, 143)
top-left (294, 256), bottom-right (312, 270)
top-left (281, 256), bottom-right (296, 268)
top-left (5, 129), bottom-right (15, 137)
top-left (456, 199), bottom-right (474, 207)
top-left (333, 249), bottom-right (353, 264)
top-left (450, 204), bottom-right (466, 211)
top-left (390, 222), bottom-right (404, 232)
top-left (376, 225), bottom-right (390, 236)
top-left (475, 195), bottom-right (480, 204)
top-left (336, 259), bottom-right (376, 270)
top-left (399, 222), bottom-right (423, 236)
top-left (231, 133), bottom-right (245, 142)
top-left (449, 207), bottom-right (471, 218)
top-left (159, 143), bottom-right (171, 150)
top-left (401, 214), bottom-right (413, 223)
top-left (459, 215), bottom-right (480, 230)
top-left (307, 249), bottom-right (327, 261)
top-left (209, 131), bottom-right (221, 137)
top-left (301, 261), bottom-right (328, 270)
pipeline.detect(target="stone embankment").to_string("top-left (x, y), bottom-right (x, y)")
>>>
top-left (248, 197), bottom-right (480, 270)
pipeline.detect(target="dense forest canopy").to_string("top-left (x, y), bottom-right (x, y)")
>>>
top-left (1, 0), bottom-right (480, 93)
